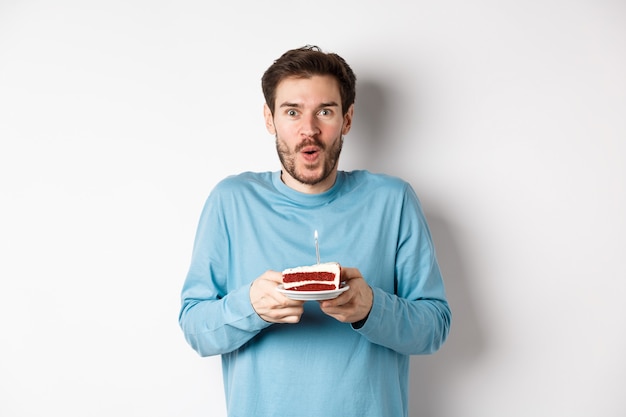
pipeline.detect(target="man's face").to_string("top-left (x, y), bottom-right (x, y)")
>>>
top-left (264, 75), bottom-right (353, 193)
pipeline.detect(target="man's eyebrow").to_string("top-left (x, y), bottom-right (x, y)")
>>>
top-left (279, 102), bottom-right (301, 108)
top-left (278, 101), bottom-right (340, 108)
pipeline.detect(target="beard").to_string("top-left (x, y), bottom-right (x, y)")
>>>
top-left (276, 135), bottom-right (343, 186)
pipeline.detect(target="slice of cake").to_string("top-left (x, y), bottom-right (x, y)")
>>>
top-left (282, 262), bottom-right (341, 291)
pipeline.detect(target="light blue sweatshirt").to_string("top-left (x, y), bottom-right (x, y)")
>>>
top-left (179, 170), bottom-right (451, 417)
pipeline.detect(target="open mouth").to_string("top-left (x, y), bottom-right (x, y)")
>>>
top-left (300, 145), bottom-right (320, 159)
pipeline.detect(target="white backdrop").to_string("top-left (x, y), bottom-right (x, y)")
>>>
top-left (1, 1), bottom-right (625, 416)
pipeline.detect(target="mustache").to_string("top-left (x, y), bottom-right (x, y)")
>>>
top-left (295, 138), bottom-right (324, 152)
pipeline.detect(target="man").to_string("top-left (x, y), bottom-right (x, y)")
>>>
top-left (179, 45), bottom-right (451, 417)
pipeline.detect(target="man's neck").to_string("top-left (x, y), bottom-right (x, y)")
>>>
top-left (280, 170), bottom-right (338, 194)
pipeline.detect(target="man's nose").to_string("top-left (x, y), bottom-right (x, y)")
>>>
top-left (300, 113), bottom-right (320, 137)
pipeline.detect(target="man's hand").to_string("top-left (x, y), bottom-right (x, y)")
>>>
top-left (319, 267), bottom-right (373, 324)
top-left (250, 270), bottom-right (305, 323)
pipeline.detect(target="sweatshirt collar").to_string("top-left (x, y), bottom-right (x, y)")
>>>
top-left (272, 170), bottom-right (344, 206)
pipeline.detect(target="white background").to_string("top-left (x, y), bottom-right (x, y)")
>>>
top-left (1, 1), bottom-right (625, 416)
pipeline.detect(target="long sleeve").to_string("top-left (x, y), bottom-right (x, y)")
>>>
top-left (179, 281), bottom-right (271, 357)
top-left (356, 288), bottom-right (450, 355)
top-left (178, 182), bottom-right (272, 357)
top-left (354, 183), bottom-right (451, 355)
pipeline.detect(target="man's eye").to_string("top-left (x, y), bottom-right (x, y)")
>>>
top-left (287, 109), bottom-right (298, 116)
top-left (319, 109), bottom-right (331, 116)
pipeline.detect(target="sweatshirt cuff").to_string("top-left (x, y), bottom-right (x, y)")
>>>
top-left (226, 283), bottom-right (273, 332)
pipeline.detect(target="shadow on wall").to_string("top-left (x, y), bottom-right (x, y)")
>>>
top-left (354, 79), bottom-right (485, 417)
top-left (409, 209), bottom-right (485, 417)
top-left (348, 79), bottom-right (402, 173)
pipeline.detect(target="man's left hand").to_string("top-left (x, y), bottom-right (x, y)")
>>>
top-left (319, 267), bottom-right (373, 324)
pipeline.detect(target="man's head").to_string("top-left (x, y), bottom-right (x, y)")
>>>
top-left (262, 45), bottom-right (356, 117)
top-left (261, 46), bottom-right (357, 193)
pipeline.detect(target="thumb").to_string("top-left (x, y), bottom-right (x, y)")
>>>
top-left (340, 267), bottom-right (362, 282)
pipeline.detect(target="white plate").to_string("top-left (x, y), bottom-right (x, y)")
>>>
top-left (276, 284), bottom-right (349, 301)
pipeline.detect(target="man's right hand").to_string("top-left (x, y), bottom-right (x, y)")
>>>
top-left (250, 270), bottom-right (305, 323)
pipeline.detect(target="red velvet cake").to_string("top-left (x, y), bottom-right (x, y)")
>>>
top-left (282, 262), bottom-right (341, 291)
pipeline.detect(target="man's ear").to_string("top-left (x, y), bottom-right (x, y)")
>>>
top-left (263, 104), bottom-right (276, 135)
top-left (342, 104), bottom-right (354, 135)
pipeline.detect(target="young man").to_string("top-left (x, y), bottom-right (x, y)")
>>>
top-left (179, 45), bottom-right (451, 417)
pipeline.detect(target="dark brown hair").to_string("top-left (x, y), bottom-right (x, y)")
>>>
top-left (261, 45), bottom-right (357, 116)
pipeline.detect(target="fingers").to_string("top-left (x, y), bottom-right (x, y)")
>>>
top-left (264, 300), bottom-right (306, 323)
top-left (320, 268), bottom-right (373, 323)
top-left (250, 270), bottom-right (305, 323)
top-left (340, 266), bottom-right (363, 282)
